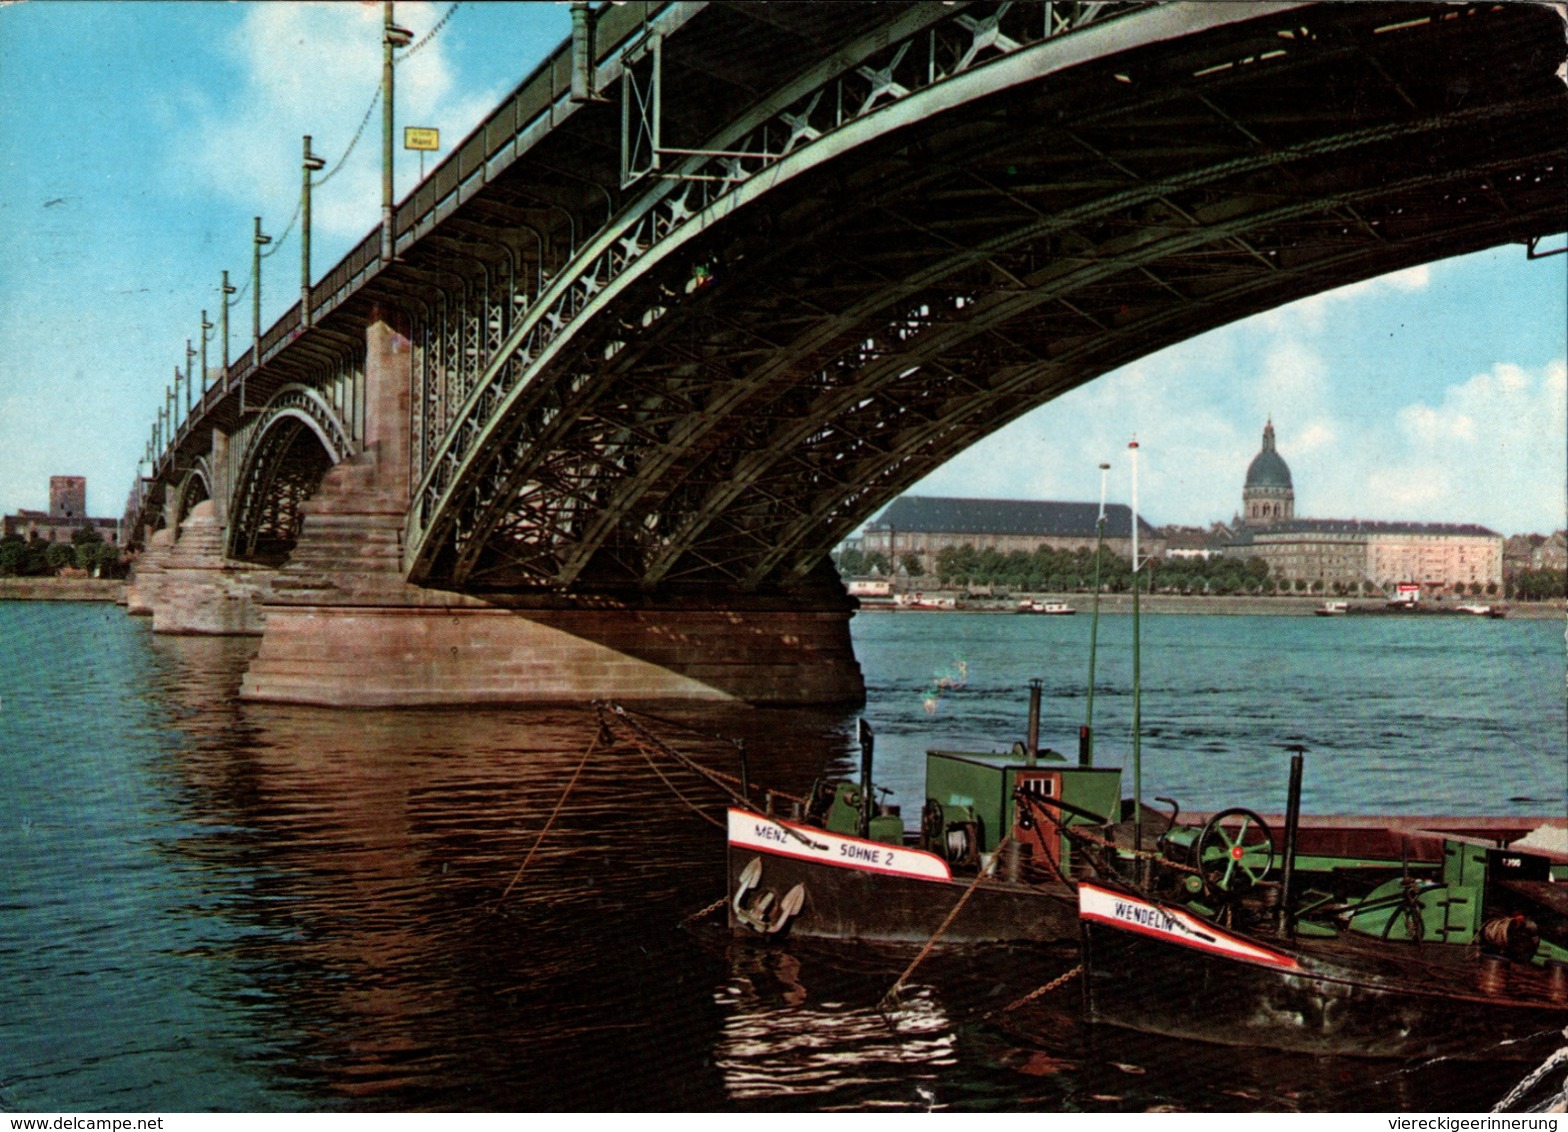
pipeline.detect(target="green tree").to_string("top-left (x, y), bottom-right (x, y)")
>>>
top-left (0, 533), bottom-right (25, 576)
top-left (835, 547), bottom-right (866, 576)
top-left (901, 552), bottom-right (925, 578)
top-left (44, 541), bottom-right (74, 572)
top-left (77, 540), bottom-right (120, 577)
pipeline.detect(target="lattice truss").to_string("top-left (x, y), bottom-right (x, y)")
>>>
top-left (175, 465), bottom-right (211, 520)
top-left (405, 0), bottom-right (1565, 594)
top-left (228, 387), bottom-right (352, 563)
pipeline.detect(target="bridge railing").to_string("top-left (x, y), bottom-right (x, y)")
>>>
top-left (128, 3), bottom-right (676, 538)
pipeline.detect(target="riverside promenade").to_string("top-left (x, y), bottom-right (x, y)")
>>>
top-left (0, 578), bottom-right (126, 602)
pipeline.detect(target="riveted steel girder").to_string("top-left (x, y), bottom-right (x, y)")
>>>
top-left (226, 385), bottom-right (355, 563)
top-left (405, 0), bottom-right (1565, 597)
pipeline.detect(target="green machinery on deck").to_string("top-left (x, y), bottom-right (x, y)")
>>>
top-left (921, 748), bottom-right (1122, 869)
top-left (808, 742), bottom-right (1122, 871)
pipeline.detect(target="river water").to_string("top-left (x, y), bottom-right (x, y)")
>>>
top-left (0, 602), bottom-right (1562, 1112)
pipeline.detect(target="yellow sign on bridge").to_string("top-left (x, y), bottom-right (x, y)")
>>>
top-left (403, 127), bottom-right (440, 152)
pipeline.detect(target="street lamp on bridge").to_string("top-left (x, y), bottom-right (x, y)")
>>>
top-left (184, 339), bottom-right (196, 415)
top-left (249, 217), bottom-right (271, 412)
top-left (220, 270), bottom-right (235, 373)
top-left (301, 136), bottom-right (325, 329)
top-left (200, 310), bottom-right (212, 396)
top-left (382, 4), bottom-right (414, 266)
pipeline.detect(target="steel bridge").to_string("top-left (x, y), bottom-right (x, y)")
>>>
top-left (124, 0), bottom-right (1567, 704)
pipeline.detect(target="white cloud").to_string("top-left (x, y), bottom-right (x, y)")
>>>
top-left (1328, 359), bottom-right (1566, 531)
top-left (173, 2), bottom-right (501, 246)
top-left (1260, 263), bottom-right (1431, 333)
top-left (911, 358), bottom-right (1258, 526)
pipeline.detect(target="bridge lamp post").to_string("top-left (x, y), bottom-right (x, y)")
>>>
top-left (301, 136), bottom-right (325, 329)
top-left (220, 271), bottom-right (235, 375)
top-left (200, 311), bottom-right (213, 396)
top-left (382, 5), bottom-right (414, 266)
top-left (184, 339), bottom-right (196, 415)
top-left (252, 216), bottom-right (274, 362)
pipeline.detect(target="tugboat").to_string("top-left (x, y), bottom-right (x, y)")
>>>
top-left (722, 690), bottom-right (1126, 944)
top-left (1072, 750), bottom-right (1568, 1060)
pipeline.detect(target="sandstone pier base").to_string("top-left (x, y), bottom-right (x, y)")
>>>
top-left (237, 449), bottom-right (865, 707)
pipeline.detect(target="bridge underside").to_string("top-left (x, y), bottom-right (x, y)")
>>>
top-left (412, 0), bottom-right (1565, 599)
top-left (133, 1), bottom-right (1565, 708)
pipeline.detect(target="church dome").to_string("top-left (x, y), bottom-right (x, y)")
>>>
top-left (1245, 420), bottom-right (1292, 490)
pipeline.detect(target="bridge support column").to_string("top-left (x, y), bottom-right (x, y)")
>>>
top-left (209, 428), bottom-right (231, 527)
top-left (145, 500), bottom-right (268, 635)
top-left (124, 526), bottom-right (173, 617)
top-left (241, 590), bottom-right (864, 708)
top-left (240, 308), bottom-right (865, 707)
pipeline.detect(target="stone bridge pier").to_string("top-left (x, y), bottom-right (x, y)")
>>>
top-left (229, 311), bottom-right (864, 708)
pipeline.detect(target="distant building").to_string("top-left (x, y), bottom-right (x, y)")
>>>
top-left (1160, 524), bottom-right (1229, 560)
top-left (1230, 519), bottom-right (1503, 594)
top-left (1242, 420), bottom-right (1295, 527)
top-left (50, 476), bottom-right (87, 520)
top-left (1226, 423), bottom-right (1502, 595)
top-left (3, 476), bottom-right (119, 544)
top-left (861, 495), bottom-right (1164, 575)
top-left (1505, 531), bottom-right (1567, 573)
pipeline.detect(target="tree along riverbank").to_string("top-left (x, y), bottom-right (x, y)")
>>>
top-left (862, 593), bottom-right (1566, 618)
top-left (0, 577), bottom-right (126, 602)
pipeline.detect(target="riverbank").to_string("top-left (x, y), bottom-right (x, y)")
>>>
top-left (0, 577), bottom-right (127, 602)
top-left (862, 593), bottom-right (1566, 618)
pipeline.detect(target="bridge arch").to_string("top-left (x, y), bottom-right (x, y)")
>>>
top-left (403, 1), bottom-right (1565, 596)
top-left (228, 385), bottom-right (354, 565)
top-left (172, 461), bottom-right (213, 530)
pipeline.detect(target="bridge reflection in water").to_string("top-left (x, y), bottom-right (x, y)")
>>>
top-left (123, 616), bottom-right (1555, 1109)
top-left (3, 603), bottom-right (1558, 1109)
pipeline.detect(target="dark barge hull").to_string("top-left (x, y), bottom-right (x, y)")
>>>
top-left (726, 808), bottom-right (1075, 945)
top-left (1080, 884), bottom-right (1568, 1061)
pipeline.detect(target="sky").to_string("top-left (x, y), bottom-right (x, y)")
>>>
top-left (0, 1), bottom-right (1563, 539)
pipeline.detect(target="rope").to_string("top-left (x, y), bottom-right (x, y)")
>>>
top-left (639, 746), bottom-right (725, 830)
top-left (495, 726), bottom-right (603, 906)
top-left (999, 964), bottom-right (1083, 1014)
top-left (608, 702), bottom-right (807, 805)
top-left (598, 702), bottom-right (803, 808)
top-left (879, 836), bottom-right (1010, 1010)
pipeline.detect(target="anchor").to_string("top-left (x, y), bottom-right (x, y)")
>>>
top-left (732, 856), bottom-right (806, 935)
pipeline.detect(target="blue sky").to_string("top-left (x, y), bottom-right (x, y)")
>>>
top-left (1, 2), bottom-right (1563, 538)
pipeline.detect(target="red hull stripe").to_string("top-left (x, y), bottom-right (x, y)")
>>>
top-left (1079, 882), bottom-right (1300, 970)
top-left (727, 808), bottom-right (952, 882)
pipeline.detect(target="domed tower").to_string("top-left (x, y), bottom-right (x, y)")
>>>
top-left (1243, 419), bottom-right (1294, 526)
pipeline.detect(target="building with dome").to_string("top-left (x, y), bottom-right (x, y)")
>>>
top-left (1242, 420), bottom-right (1294, 526)
top-left (1227, 422), bottom-right (1502, 596)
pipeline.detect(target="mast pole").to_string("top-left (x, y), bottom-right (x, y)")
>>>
top-left (1129, 439), bottom-right (1143, 875)
top-left (1082, 460), bottom-right (1111, 767)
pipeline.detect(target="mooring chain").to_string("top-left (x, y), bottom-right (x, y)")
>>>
top-left (999, 963), bottom-right (1084, 1014)
top-left (680, 895), bottom-right (729, 927)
